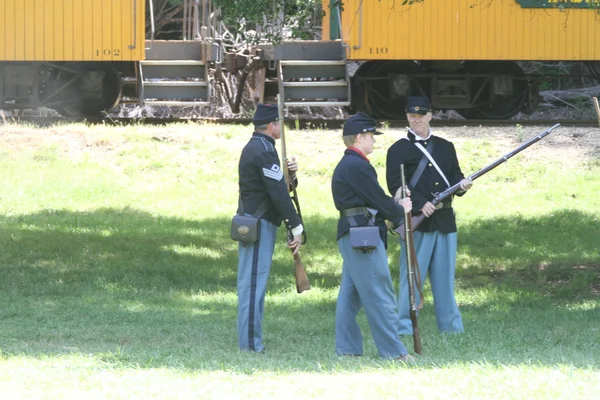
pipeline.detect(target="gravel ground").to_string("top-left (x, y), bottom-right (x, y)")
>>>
top-left (0, 123), bottom-right (598, 165)
top-left (429, 124), bottom-right (600, 163)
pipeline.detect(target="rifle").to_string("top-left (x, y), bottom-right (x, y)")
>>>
top-left (395, 123), bottom-right (561, 239)
top-left (401, 164), bottom-right (423, 355)
top-left (277, 89), bottom-right (311, 294)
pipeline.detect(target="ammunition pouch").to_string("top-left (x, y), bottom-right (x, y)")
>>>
top-left (343, 207), bottom-right (380, 254)
top-left (231, 215), bottom-right (261, 243)
top-left (349, 226), bottom-right (380, 253)
top-left (231, 197), bottom-right (269, 244)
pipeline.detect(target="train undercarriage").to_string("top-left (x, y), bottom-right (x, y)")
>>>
top-left (0, 41), bottom-right (212, 118)
top-left (241, 41), bottom-right (559, 120)
top-left (1, 54), bottom-right (597, 120)
top-left (0, 62), bottom-right (124, 118)
top-left (349, 60), bottom-right (539, 120)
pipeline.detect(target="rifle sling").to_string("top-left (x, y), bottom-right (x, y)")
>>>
top-left (409, 139), bottom-right (435, 188)
top-left (238, 193), bottom-right (269, 219)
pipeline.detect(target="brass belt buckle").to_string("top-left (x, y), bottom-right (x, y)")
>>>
top-left (435, 203), bottom-right (444, 210)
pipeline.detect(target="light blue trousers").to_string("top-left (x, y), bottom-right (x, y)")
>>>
top-left (336, 235), bottom-right (408, 359)
top-left (398, 231), bottom-right (464, 334)
top-left (237, 219), bottom-right (278, 352)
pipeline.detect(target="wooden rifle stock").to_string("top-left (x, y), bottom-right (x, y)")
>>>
top-left (410, 308), bottom-right (422, 356)
top-left (401, 164), bottom-right (423, 355)
top-left (294, 253), bottom-right (311, 293)
top-left (277, 83), bottom-right (310, 293)
top-left (394, 123), bottom-right (561, 240)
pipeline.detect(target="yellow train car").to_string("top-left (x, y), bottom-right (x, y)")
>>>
top-left (337, 0), bottom-right (600, 61)
top-left (0, 0), bottom-right (145, 62)
top-left (0, 0), bottom-right (212, 117)
top-left (0, 0), bottom-right (146, 117)
top-left (321, 0), bottom-right (600, 118)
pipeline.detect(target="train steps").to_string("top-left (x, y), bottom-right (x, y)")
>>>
top-left (271, 41), bottom-right (350, 108)
top-left (123, 40), bottom-right (210, 107)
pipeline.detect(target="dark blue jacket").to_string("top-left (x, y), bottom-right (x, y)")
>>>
top-left (386, 130), bottom-right (465, 233)
top-left (237, 133), bottom-right (301, 230)
top-left (332, 149), bottom-right (406, 246)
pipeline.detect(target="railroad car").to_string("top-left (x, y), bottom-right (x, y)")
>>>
top-left (0, 0), bottom-right (215, 117)
top-left (2, 0), bottom-right (599, 120)
top-left (319, 0), bottom-right (600, 119)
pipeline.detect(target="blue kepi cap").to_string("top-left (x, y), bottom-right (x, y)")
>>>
top-left (343, 112), bottom-right (384, 136)
top-left (252, 103), bottom-right (279, 125)
top-left (405, 96), bottom-right (432, 115)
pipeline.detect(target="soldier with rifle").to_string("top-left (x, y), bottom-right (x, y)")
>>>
top-left (332, 112), bottom-right (415, 361)
top-left (386, 96), bottom-right (472, 335)
top-left (235, 103), bottom-right (304, 353)
top-left (276, 95), bottom-right (311, 295)
top-left (386, 96), bottom-right (560, 337)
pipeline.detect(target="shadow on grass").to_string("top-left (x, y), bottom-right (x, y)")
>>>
top-left (456, 209), bottom-right (600, 299)
top-left (0, 208), bottom-right (598, 370)
top-left (0, 208), bottom-right (343, 296)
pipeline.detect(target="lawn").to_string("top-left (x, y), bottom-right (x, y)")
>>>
top-left (0, 121), bottom-right (598, 399)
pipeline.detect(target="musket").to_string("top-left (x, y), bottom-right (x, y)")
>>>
top-left (277, 77), bottom-right (310, 293)
top-left (395, 123), bottom-right (561, 239)
top-left (401, 164), bottom-right (423, 355)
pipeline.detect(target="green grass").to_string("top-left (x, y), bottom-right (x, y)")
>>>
top-left (0, 122), bottom-right (598, 399)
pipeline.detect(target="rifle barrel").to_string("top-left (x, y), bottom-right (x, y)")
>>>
top-left (277, 87), bottom-right (310, 292)
top-left (401, 164), bottom-right (422, 354)
top-left (395, 124), bottom-right (560, 237)
top-left (434, 123), bottom-right (560, 205)
top-left (468, 123), bottom-right (560, 182)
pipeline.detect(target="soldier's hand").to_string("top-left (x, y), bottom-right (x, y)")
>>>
top-left (421, 201), bottom-right (436, 217)
top-left (287, 157), bottom-right (298, 174)
top-left (288, 234), bottom-right (302, 255)
top-left (394, 186), bottom-right (411, 202)
top-left (459, 178), bottom-right (473, 191)
top-left (398, 197), bottom-right (412, 214)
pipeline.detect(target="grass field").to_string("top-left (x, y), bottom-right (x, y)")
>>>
top-left (0, 121), bottom-right (598, 399)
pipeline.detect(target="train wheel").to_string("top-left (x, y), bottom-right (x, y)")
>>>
top-left (347, 62), bottom-right (375, 115)
top-left (47, 63), bottom-right (122, 118)
top-left (352, 61), bottom-right (427, 119)
top-left (467, 61), bottom-right (527, 119)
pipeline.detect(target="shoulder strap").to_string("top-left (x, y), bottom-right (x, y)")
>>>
top-left (409, 139), bottom-right (435, 188)
top-left (413, 141), bottom-right (450, 188)
top-left (237, 193), bottom-right (244, 215)
top-left (253, 200), bottom-right (269, 219)
top-left (238, 192), bottom-right (269, 218)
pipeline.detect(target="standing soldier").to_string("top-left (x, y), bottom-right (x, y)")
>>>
top-left (386, 96), bottom-right (472, 335)
top-left (332, 112), bottom-right (414, 361)
top-left (236, 104), bottom-right (303, 353)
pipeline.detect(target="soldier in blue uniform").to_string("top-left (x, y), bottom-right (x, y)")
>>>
top-left (386, 96), bottom-right (472, 334)
top-left (236, 103), bottom-right (303, 352)
top-left (332, 112), bottom-right (414, 361)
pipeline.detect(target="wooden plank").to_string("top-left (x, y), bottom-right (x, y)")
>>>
top-left (63, 0), bottom-right (74, 60)
top-left (42, 0), bottom-right (54, 60)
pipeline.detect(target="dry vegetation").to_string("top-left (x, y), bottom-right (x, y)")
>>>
top-left (0, 122), bottom-right (597, 167)
top-left (435, 125), bottom-right (600, 163)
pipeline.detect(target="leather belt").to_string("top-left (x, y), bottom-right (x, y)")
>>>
top-left (340, 207), bottom-right (368, 217)
top-left (435, 202), bottom-right (452, 210)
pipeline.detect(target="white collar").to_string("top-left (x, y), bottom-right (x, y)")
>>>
top-left (408, 128), bottom-right (432, 141)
